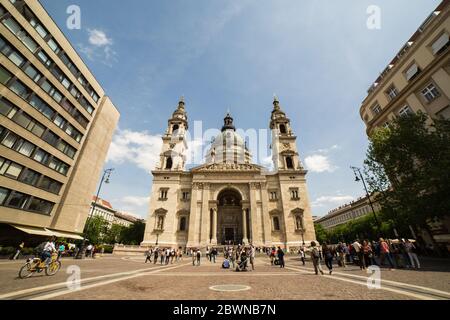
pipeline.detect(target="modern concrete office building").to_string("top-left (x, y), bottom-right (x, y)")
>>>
top-left (0, 0), bottom-right (119, 242)
top-left (360, 0), bottom-right (450, 134)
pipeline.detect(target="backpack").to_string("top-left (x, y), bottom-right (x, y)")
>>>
top-left (34, 242), bottom-right (46, 255)
top-left (312, 248), bottom-right (320, 259)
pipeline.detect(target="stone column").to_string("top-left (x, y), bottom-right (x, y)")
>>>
top-left (211, 207), bottom-right (218, 245)
top-left (242, 208), bottom-right (248, 244)
top-left (200, 183), bottom-right (210, 247)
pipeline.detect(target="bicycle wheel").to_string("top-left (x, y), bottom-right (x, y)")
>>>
top-left (45, 261), bottom-right (61, 276)
top-left (19, 263), bottom-right (35, 279)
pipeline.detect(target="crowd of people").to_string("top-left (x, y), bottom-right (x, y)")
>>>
top-left (311, 238), bottom-right (422, 275)
top-left (144, 247), bottom-right (184, 265)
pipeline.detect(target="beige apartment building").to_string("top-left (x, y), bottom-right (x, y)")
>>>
top-left (314, 196), bottom-right (381, 231)
top-left (360, 0), bottom-right (450, 133)
top-left (141, 97), bottom-right (316, 251)
top-left (0, 0), bottom-right (119, 243)
top-left (89, 196), bottom-right (143, 229)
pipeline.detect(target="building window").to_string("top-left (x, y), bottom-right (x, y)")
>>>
top-left (159, 189), bottom-right (169, 200)
top-left (172, 124), bottom-right (179, 133)
top-left (436, 106), bottom-right (450, 120)
top-left (405, 63), bottom-right (420, 81)
top-left (269, 191), bottom-right (278, 201)
top-left (0, 159), bottom-right (23, 179)
top-left (0, 65), bottom-right (11, 84)
top-left (371, 104), bottom-right (382, 116)
top-left (279, 124), bottom-right (287, 134)
top-left (179, 216), bottom-right (187, 231)
top-left (290, 188), bottom-right (299, 200)
top-left (386, 85), bottom-right (398, 101)
top-left (0, 187), bottom-right (9, 205)
top-left (286, 156), bottom-right (294, 169)
top-left (421, 83), bottom-right (440, 102)
top-left (273, 216), bottom-right (281, 231)
top-left (7, 191), bottom-right (29, 209)
top-left (431, 32), bottom-right (449, 55)
top-left (19, 169), bottom-right (40, 186)
top-left (165, 157), bottom-right (173, 169)
top-left (181, 191), bottom-right (190, 201)
top-left (398, 105), bottom-right (413, 117)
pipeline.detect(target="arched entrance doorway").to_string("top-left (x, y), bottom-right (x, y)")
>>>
top-left (216, 189), bottom-right (246, 245)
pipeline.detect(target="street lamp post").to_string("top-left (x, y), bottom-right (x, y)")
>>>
top-left (75, 168), bottom-right (114, 259)
top-left (351, 166), bottom-right (382, 236)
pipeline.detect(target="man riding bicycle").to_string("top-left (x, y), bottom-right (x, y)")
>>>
top-left (41, 236), bottom-right (57, 266)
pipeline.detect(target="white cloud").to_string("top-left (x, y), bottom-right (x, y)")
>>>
top-left (106, 129), bottom-right (162, 172)
top-left (121, 196), bottom-right (149, 207)
top-left (312, 195), bottom-right (355, 208)
top-left (88, 29), bottom-right (112, 47)
top-left (79, 29), bottom-right (117, 67)
top-left (304, 154), bottom-right (337, 173)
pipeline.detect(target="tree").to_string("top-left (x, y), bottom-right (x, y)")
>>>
top-left (119, 221), bottom-right (146, 245)
top-left (103, 224), bottom-right (124, 245)
top-left (83, 216), bottom-right (109, 245)
top-left (364, 112), bottom-right (450, 230)
top-left (314, 223), bottom-right (328, 244)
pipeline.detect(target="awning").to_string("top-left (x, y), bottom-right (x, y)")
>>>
top-left (12, 225), bottom-right (54, 237)
top-left (10, 225), bottom-right (84, 240)
top-left (45, 229), bottom-right (84, 240)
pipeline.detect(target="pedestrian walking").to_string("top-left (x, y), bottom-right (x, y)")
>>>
top-left (153, 248), bottom-right (159, 264)
top-left (322, 242), bottom-right (333, 274)
top-left (249, 245), bottom-right (256, 270)
top-left (277, 246), bottom-right (285, 268)
top-left (362, 240), bottom-right (373, 267)
top-left (145, 248), bottom-right (152, 263)
top-left (310, 241), bottom-right (324, 275)
top-left (337, 242), bottom-right (346, 267)
top-left (196, 249), bottom-right (202, 266)
top-left (299, 247), bottom-right (306, 266)
top-left (352, 239), bottom-right (365, 270)
top-left (379, 238), bottom-right (395, 269)
top-left (405, 239), bottom-right (421, 269)
top-left (12, 242), bottom-right (25, 260)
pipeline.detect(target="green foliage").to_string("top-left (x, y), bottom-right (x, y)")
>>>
top-left (83, 215), bottom-right (110, 245)
top-left (364, 112), bottom-right (450, 228)
top-left (119, 221), bottom-right (146, 245)
top-left (314, 223), bottom-right (328, 244)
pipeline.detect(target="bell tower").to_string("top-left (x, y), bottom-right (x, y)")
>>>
top-left (157, 97), bottom-right (189, 171)
top-left (270, 96), bottom-right (303, 171)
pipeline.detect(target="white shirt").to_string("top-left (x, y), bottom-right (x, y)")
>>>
top-left (352, 241), bottom-right (361, 253)
top-left (43, 242), bottom-right (56, 253)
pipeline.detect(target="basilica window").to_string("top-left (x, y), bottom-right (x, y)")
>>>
top-left (179, 216), bottom-right (187, 231)
top-left (279, 124), bottom-right (287, 134)
top-left (269, 191), bottom-right (278, 201)
top-left (273, 216), bottom-right (281, 231)
top-left (159, 188), bottom-right (169, 200)
top-left (181, 191), bottom-right (190, 201)
top-left (165, 157), bottom-right (173, 169)
top-left (172, 124), bottom-right (179, 133)
top-left (286, 156), bottom-right (294, 169)
top-left (290, 188), bottom-right (300, 200)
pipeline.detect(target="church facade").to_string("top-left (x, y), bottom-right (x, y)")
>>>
top-left (141, 98), bottom-right (316, 250)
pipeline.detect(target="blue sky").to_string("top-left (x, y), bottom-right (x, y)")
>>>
top-left (41, 0), bottom-right (441, 219)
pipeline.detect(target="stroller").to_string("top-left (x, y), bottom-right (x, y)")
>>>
top-left (235, 256), bottom-right (249, 272)
top-left (273, 256), bottom-right (280, 266)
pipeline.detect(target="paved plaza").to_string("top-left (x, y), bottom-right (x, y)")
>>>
top-left (0, 254), bottom-right (449, 300)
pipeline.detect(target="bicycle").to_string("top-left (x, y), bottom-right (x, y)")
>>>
top-left (18, 252), bottom-right (61, 279)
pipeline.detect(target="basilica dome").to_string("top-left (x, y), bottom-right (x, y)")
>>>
top-left (205, 113), bottom-right (252, 164)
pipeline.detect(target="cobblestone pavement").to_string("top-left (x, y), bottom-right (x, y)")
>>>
top-left (0, 254), bottom-right (448, 300)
